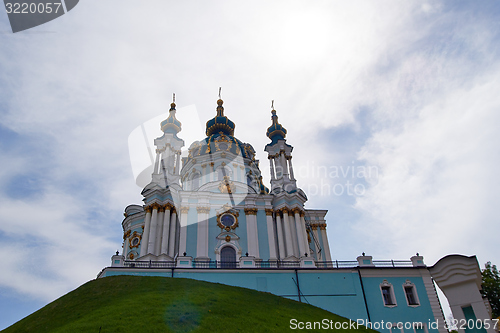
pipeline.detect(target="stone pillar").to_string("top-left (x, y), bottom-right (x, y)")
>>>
top-left (245, 208), bottom-right (259, 258)
top-left (201, 163), bottom-right (207, 184)
top-left (275, 212), bottom-right (286, 259)
top-left (269, 158), bottom-right (276, 180)
top-left (160, 204), bottom-right (172, 255)
top-left (123, 230), bottom-right (130, 258)
top-left (288, 156), bottom-right (295, 181)
top-left (289, 212), bottom-right (299, 257)
top-left (281, 153), bottom-right (289, 177)
top-left (148, 204), bottom-right (160, 255)
top-left (140, 207), bottom-right (152, 257)
top-left (311, 224), bottom-right (321, 260)
top-left (196, 207), bottom-right (210, 259)
top-left (178, 206), bottom-right (189, 256)
top-left (293, 208), bottom-right (306, 257)
top-left (282, 208), bottom-right (294, 258)
top-left (175, 151), bottom-right (181, 175)
top-left (210, 162), bottom-right (215, 182)
top-left (319, 223), bottom-right (332, 261)
top-left (299, 212), bottom-right (309, 256)
top-left (153, 149), bottom-right (161, 174)
top-left (265, 209), bottom-right (277, 260)
top-left (155, 206), bottom-right (165, 256)
top-left (168, 208), bottom-right (177, 257)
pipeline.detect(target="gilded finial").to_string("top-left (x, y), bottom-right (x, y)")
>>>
top-left (170, 93), bottom-right (176, 110)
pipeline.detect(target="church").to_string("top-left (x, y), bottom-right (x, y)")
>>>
top-left (98, 95), bottom-right (494, 333)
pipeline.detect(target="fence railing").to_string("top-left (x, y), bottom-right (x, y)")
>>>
top-left (122, 259), bottom-right (414, 269)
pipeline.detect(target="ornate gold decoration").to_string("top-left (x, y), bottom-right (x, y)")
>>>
top-left (310, 223), bottom-right (318, 230)
top-left (319, 223), bottom-right (327, 230)
top-left (218, 176), bottom-right (235, 194)
top-left (144, 206), bottom-right (153, 213)
top-left (123, 230), bottom-right (131, 240)
top-left (292, 207), bottom-right (302, 215)
top-left (214, 134), bottom-right (232, 152)
top-left (306, 230), bottom-right (311, 243)
top-left (164, 203), bottom-right (173, 210)
top-left (128, 252), bottom-right (135, 259)
top-left (216, 212), bottom-right (239, 231)
top-left (159, 206), bottom-right (165, 213)
top-left (265, 209), bottom-right (274, 216)
top-left (188, 142), bottom-right (203, 158)
top-left (221, 161), bottom-right (226, 166)
top-left (225, 235), bottom-right (231, 242)
top-left (128, 231), bottom-right (142, 248)
top-left (281, 207), bottom-right (289, 214)
top-left (244, 208), bottom-right (258, 215)
top-left (197, 206), bottom-right (211, 214)
top-left (180, 206), bottom-right (190, 214)
top-left (300, 211), bottom-right (305, 217)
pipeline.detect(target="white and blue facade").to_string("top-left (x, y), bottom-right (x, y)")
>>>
top-left (99, 96), bottom-right (494, 333)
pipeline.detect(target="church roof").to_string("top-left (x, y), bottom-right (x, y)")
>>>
top-left (266, 108), bottom-right (287, 144)
top-left (160, 102), bottom-right (182, 134)
top-left (206, 99), bottom-right (235, 136)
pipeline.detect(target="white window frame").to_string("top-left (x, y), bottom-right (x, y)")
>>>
top-left (380, 280), bottom-right (397, 307)
top-left (403, 280), bottom-right (420, 307)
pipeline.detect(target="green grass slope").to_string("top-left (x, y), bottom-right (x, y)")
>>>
top-left (2, 275), bottom-right (376, 333)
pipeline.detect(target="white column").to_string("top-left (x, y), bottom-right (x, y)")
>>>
top-left (245, 208), bottom-right (259, 258)
top-left (276, 213), bottom-right (286, 259)
top-left (210, 163), bottom-right (215, 182)
top-left (300, 213), bottom-right (309, 255)
top-left (153, 150), bottom-right (160, 174)
top-left (311, 225), bottom-right (322, 260)
top-left (155, 207), bottom-right (165, 255)
top-left (140, 208), bottom-right (152, 257)
top-left (168, 209), bottom-right (177, 257)
top-left (160, 205), bottom-right (171, 255)
top-left (123, 232), bottom-right (130, 258)
top-left (319, 224), bottom-right (332, 261)
top-left (178, 207), bottom-right (189, 256)
top-left (148, 205), bottom-right (159, 255)
top-left (281, 153), bottom-right (289, 177)
top-left (265, 209), bottom-right (277, 260)
top-left (176, 152), bottom-right (181, 175)
top-left (196, 207), bottom-right (210, 259)
top-left (293, 209), bottom-right (306, 257)
top-left (269, 158), bottom-right (276, 180)
top-left (288, 157), bottom-right (295, 181)
top-left (290, 213), bottom-right (299, 257)
top-left (282, 208), bottom-right (294, 258)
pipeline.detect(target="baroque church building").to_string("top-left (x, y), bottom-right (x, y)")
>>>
top-left (121, 97), bottom-right (330, 268)
top-left (99, 95), bottom-right (494, 333)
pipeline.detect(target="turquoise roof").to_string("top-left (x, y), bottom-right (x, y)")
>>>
top-left (161, 103), bottom-right (182, 134)
top-left (206, 99), bottom-right (235, 136)
top-left (266, 109), bottom-right (287, 144)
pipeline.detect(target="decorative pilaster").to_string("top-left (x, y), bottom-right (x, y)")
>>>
top-left (281, 208), bottom-right (294, 258)
top-left (269, 157), bottom-right (276, 181)
top-left (319, 223), bottom-right (332, 261)
top-left (178, 206), bottom-right (189, 256)
top-left (196, 206), bottom-right (211, 259)
top-left (288, 156), bottom-right (295, 181)
top-left (168, 208), bottom-right (177, 257)
top-left (123, 230), bottom-right (131, 257)
top-left (160, 204), bottom-right (172, 255)
top-left (244, 208), bottom-right (259, 258)
top-left (299, 211), bottom-right (309, 255)
top-left (275, 212), bottom-right (286, 259)
top-left (265, 209), bottom-right (277, 260)
top-left (155, 206), bottom-right (165, 255)
top-left (140, 207), bottom-right (152, 257)
top-left (293, 208), bottom-right (306, 257)
top-left (148, 203), bottom-right (160, 255)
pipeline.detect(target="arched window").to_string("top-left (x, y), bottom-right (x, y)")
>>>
top-left (220, 246), bottom-right (236, 268)
top-left (217, 167), bottom-right (232, 181)
top-left (191, 173), bottom-right (200, 190)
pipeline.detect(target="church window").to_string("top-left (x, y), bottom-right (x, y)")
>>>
top-left (191, 173), bottom-right (200, 190)
top-left (403, 280), bottom-right (420, 306)
top-left (220, 214), bottom-right (236, 228)
top-left (380, 280), bottom-right (397, 307)
top-left (217, 167), bottom-right (231, 180)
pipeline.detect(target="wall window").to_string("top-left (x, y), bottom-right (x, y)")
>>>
top-left (191, 173), bottom-right (200, 190)
top-left (217, 166), bottom-right (232, 181)
top-left (403, 280), bottom-right (420, 307)
top-left (380, 280), bottom-right (397, 307)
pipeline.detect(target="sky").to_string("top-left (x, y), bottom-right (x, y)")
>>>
top-left (1, 0), bottom-right (500, 329)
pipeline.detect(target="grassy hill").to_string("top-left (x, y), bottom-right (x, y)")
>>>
top-left (2, 275), bottom-right (376, 332)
